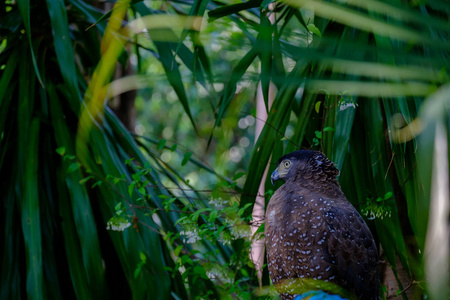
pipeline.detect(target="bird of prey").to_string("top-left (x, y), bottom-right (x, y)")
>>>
top-left (265, 150), bottom-right (379, 300)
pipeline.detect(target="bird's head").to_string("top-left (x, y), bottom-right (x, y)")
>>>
top-left (271, 150), bottom-right (339, 185)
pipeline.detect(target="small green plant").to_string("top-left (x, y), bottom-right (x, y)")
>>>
top-left (361, 192), bottom-right (393, 220)
top-left (87, 157), bottom-right (264, 298)
top-left (107, 202), bottom-right (132, 231)
top-left (312, 127), bottom-right (335, 146)
top-left (337, 94), bottom-right (357, 111)
top-left (134, 252), bottom-right (147, 278)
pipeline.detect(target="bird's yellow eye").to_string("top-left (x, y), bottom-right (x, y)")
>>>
top-left (283, 160), bottom-right (291, 168)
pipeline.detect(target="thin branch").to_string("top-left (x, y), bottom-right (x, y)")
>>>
top-left (386, 280), bottom-right (422, 299)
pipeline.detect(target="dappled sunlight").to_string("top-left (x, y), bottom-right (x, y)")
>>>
top-left (77, 6), bottom-right (204, 165)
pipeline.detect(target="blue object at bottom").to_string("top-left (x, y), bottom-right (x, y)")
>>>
top-left (293, 290), bottom-right (348, 300)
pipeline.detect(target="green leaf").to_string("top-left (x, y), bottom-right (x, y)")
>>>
top-left (0, 50), bottom-right (18, 135)
top-left (215, 225), bottom-right (226, 238)
top-left (331, 96), bottom-right (357, 170)
top-left (258, 12), bottom-right (273, 109)
top-left (192, 208), bottom-right (210, 221)
top-left (79, 176), bottom-right (92, 185)
top-left (56, 146), bottom-right (66, 156)
top-left (157, 139), bottom-right (166, 151)
top-left (209, 210), bottom-right (218, 221)
top-left (315, 101), bottom-right (321, 113)
top-left (63, 155), bottom-right (76, 161)
top-left (261, 0), bottom-right (275, 9)
top-left (132, 173), bottom-right (141, 181)
top-left (48, 85), bottom-right (100, 298)
top-left (181, 152), bottom-right (192, 166)
top-left (232, 172), bottom-right (246, 181)
top-left (209, 47), bottom-right (259, 146)
top-left (241, 60), bottom-right (309, 207)
top-left (181, 255), bottom-right (193, 266)
top-left (174, 216), bottom-right (188, 226)
top-left (208, 0), bottom-right (262, 21)
top-left (21, 118), bottom-right (43, 299)
top-left (128, 182), bottom-right (135, 197)
top-left (85, 0), bottom-right (128, 30)
top-left (16, 0), bottom-right (43, 86)
top-left (238, 203), bottom-right (253, 216)
top-left (253, 222), bottom-right (265, 237)
top-left (173, 245), bottom-right (183, 257)
top-left (92, 181), bottom-right (102, 188)
top-left (307, 24), bottom-right (322, 37)
top-left (139, 252), bottom-right (147, 262)
top-left (193, 265), bottom-right (208, 279)
top-left (134, 266), bottom-right (142, 279)
top-left (67, 162), bottom-right (81, 174)
top-left (240, 268), bottom-right (249, 277)
top-left (138, 186), bottom-right (146, 195)
top-left (45, 0), bottom-right (80, 100)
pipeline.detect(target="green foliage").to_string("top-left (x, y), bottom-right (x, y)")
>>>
top-left (1, 0), bottom-right (449, 299)
top-left (361, 192), bottom-right (394, 220)
top-left (134, 252), bottom-right (147, 279)
top-left (307, 24), bottom-right (322, 37)
top-left (0, 0), bottom-right (214, 298)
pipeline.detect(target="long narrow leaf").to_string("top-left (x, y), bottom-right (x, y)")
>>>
top-left (45, 0), bottom-right (80, 100)
top-left (16, 0), bottom-right (43, 86)
top-left (21, 118), bottom-right (43, 299)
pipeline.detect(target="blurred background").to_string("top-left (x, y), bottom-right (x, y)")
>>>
top-left (1, 0), bottom-right (449, 299)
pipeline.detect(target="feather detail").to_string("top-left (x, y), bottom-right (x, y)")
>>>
top-left (265, 150), bottom-right (379, 300)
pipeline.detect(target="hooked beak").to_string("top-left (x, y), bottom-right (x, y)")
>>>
top-left (271, 168), bottom-right (281, 186)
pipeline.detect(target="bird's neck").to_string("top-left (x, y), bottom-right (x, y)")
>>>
top-left (289, 172), bottom-right (345, 199)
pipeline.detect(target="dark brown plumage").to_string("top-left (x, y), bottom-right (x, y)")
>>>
top-left (265, 150), bottom-right (379, 300)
